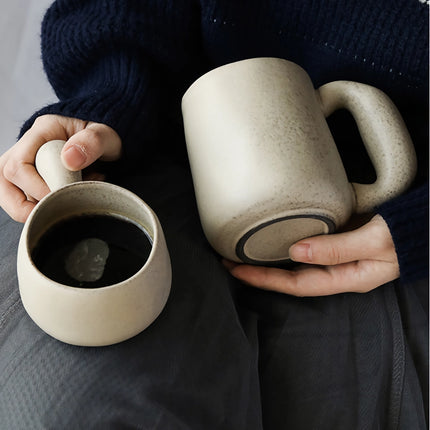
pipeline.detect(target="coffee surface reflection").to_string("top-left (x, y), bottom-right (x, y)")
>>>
top-left (32, 214), bottom-right (152, 288)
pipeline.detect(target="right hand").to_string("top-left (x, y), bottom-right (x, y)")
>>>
top-left (0, 114), bottom-right (122, 222)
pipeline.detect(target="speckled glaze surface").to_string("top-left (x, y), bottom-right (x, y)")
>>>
top-left (182, 58), bottom-right (416, 264)
top-left (17, 141), bottom-right (171, 346)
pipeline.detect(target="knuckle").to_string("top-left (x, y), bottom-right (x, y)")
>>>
top-left (80, 128), bottom-right (104, 156)
top-left (325, 244), bottom-right (343, 265)
top-left (85, 126), bottom-right (103, 143)
top-left (350, 261), bottom-right (363, 280)
top-left (282, 272), bottom-right (304, 296)
top-left (32, 114), bottom-right (69, 141)
top-left (367, 217), bottom-right (394, 253)
top-left (3, 158), bottom-right (21, 182)
top-left (32, 115), bottom-right (53, 128)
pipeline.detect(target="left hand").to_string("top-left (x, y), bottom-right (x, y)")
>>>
top-left (223, 214), bottom-right (399, 296)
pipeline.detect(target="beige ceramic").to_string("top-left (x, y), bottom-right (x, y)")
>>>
top-left (182, 57), bottom-right (417, 264)
top-left (17, 140), bottom-right (171, 346)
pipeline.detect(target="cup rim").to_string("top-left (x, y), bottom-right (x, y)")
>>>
top-left (181, 57), bottom-right (302, 103)
top-left (24, 180), bottom-right (160, 291)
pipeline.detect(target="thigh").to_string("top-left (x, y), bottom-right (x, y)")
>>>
top-left (243, 279), bottom-right (428, 430)
top-left (0, 162), bottom-right (262, 430)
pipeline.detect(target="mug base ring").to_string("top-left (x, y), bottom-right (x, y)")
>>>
top-left (236, 214), bottom-right (336, 265)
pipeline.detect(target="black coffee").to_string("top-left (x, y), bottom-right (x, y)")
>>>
top-left (32, 214), bottom-right (152, 288)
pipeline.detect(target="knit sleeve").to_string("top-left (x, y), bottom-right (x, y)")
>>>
top-left (20, 0), bottom-right (202, 159)
top-left (377, 183), bottom-right (429, 283)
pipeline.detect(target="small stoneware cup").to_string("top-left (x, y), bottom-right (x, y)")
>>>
top-left (182, 57), bottom-right (417, 265)
top-left (17, 140), bottom-right (171, 346)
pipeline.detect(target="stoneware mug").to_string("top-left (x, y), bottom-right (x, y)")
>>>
top-left (17, 140), bottom-right (171, 346)
top-left (182, 57), bottom-right (417, 265)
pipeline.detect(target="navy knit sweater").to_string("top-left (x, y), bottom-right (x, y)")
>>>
top-left (22, 0), bottom-right (429, 282)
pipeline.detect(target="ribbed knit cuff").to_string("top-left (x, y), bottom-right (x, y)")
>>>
top-left (377, 183), bottom-right (429, 282)
top-left (19, 94), bottom-right (128, 140)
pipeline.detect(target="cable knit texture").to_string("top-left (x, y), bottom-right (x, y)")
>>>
top-left (22, 0), bottom-right (429, 282)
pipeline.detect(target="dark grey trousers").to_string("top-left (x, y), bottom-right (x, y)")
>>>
top-left (0, 161), bottom-right (427, 429)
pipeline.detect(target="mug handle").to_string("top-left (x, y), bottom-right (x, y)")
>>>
top-left (317, 81), bottom-right (417, 213)
top-left (35, 140), bottom-right (82, 191)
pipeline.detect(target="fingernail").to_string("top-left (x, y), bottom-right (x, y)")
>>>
top-left (289, 243), bottom-right (312, 262)
top-left (63, 144), bottom-right (87, 168)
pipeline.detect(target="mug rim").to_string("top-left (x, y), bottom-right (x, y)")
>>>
top-left (24, 180), bottom-right (160, 291)
top-left (181, 57), bottom-right (303, 103)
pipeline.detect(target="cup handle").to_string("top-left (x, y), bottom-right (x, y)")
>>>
top-left (317, 81), bottom-right (417, 213)
top-left (35, 140), bottom-right (82, 191)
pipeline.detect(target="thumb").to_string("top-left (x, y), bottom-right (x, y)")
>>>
top-left (288, 215), bottom-right (395, 265)
top-left (61, 123), bottom-right (122, 171)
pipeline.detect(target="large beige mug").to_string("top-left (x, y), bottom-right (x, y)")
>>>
top-left (17, 140), bottom-right (171, 346)
top-left (182, 57), bottom-right (417, 265)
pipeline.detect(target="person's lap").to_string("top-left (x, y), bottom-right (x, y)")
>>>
top-left (0, 160), bottom-right (427, 429)
top-left (240, 279), bottom-right (428, 429)
top-left (0, 161), bottom-right (263, 429)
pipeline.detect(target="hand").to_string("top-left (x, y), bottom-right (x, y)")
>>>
top-left (0, 114), bottom-right (121, 222)
top-left (224, 215), bottom-right (399, 296)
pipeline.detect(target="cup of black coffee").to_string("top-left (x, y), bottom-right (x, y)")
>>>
top-left (17, 140), bottom-right (171, 346)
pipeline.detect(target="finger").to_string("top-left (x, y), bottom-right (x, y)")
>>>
top-left (4, 115), bottom-right (73, 199)
top-left (61, 123), bottom-right (121, 171)
top-left (2, 142), bottom-right (49, 201)
top-left (289, 215), bottom-right (394, 266)
top-left (0, 179), bottom-right (36, 222)
top-left (2, 157), bottom-right (50, 201)
top-left (17, 115), bottom-right (70, 158)
top-left (227, 259), bottom-right (398, 297)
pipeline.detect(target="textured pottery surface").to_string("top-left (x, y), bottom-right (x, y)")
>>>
top-left (17, 141), bottom-right (171, 346)
top-left (182, 58), bottom-right (416, 264)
